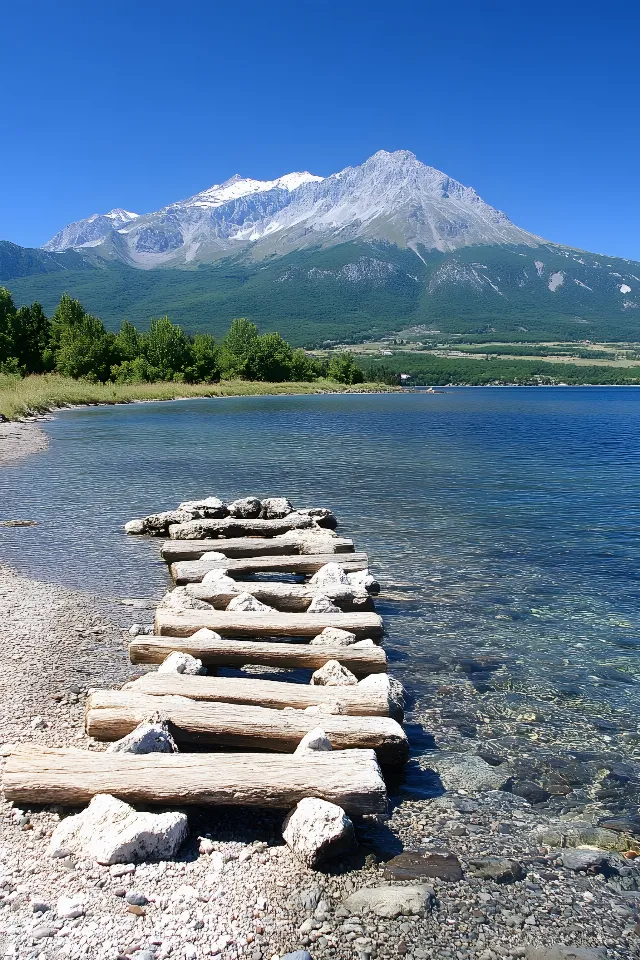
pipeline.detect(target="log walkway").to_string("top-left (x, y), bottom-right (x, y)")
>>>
top-left (4, 498), bottom-right (410, 812)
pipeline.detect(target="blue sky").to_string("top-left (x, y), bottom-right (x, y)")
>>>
top-left (2, 0), bottom-right (639, 259)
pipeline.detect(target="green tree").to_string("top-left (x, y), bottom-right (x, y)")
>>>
top-left (143, 316), bottom-right (194, 380)
top-left (0, 287), bottom-right (17, 369)
top-left (219, 318), bottom-right (261, 379)
top-left (55, 312), bottom-right (116, 381)
top-left (290, 348), bottom-right (318, 382)
top-left (111, 356), bottom-right (160, 383)
top-left (11, 302), bottom-right (50, 373)
top-left (327, 352), bottom-right (365, 384)
top-left (189, 333), bottom-right (220, 382)
top-left (115, 319), bottom-right (142, 361)
top-left (252, 332), bottom-right (294, 381)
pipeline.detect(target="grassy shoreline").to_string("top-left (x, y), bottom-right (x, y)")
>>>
top-left (0, 373), bottom-right (396, 421)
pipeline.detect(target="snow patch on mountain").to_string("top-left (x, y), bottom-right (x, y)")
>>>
top-left (43, 208), bottom-right (139, 252)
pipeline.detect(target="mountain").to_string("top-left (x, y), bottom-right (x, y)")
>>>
top-left (40, 151), bottom-right (539, 267)
top-left (1, 150), bottom-right (638, 345)
top-left (43, 208), bottom-right (139, 252)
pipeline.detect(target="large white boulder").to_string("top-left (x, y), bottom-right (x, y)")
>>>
top-left (307, 594), bottom-right (341, 614)
top-left (282, 798), bottom-right (355, 867)
top-left (178, 497), bottom-right (228, 518)
top-left (358, 673), bottom-right (405, 720)
top-left (227, 496), bottom-right (262, 519)
top-left (226, 592), bottom-right (275, 613)
top-left (347, 569), bottom-right (380, 594)
top-left (48, 794), bottom-right (188, 865)
top-left (261, 497), bottom-right (294, 519)
top-left (108, 720), bottom-right (178, 754)
top-left (309, 563), bottom-right (351, 592)
top-left (159, 587), bottom-right (212, 612)
top-left (311, 627), bottom-right (357, 646)
top-left (158, 652), bottom-right (204, 675)
top-left (294, 727), bottom-right (333, 755)
top-left (310, 660), bottom-right (358, 687)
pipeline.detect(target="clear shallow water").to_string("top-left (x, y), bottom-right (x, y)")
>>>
top-left (1, 388), bottom-right (639, 756)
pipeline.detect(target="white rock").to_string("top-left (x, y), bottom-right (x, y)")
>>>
top-left (158, 652), bottom-right (204, 675)
top-left (261, 497), bottom-right (294, 519)
top-left (311, 627), bottom-right (357, 646)
top-left (201, 570), bottom-right (240, 589)
top-left (352, 638), bottom-right (375, 648)
top-left (159, 587), bottom-right (212, 612)
top-left (124, 519), bottom-right (146, 535)
top-left (358, 673), bottom-right (405, 719)
top-left (282, 798), bottom-right (356, 867)
top-left (347, 569), bottom-right (380, 594)
top-left (178, 497), bottom-right (227, 518)
top-left (227, 496), bottom-right (263, 518)
top-left (193, 552), bottom-right (227, 566)
top-left (294, 727), bottom-right (333, 755)
top-left (199, 837), bottom-right (215, 855)
top-left (190, 627), bottom-right (223, 642)
top-left (226, 592), bottom-right (275, 613)
top-left (49, 794), bottom-right (188, 866)
top-left (57, 895), bottom-right (85, 919)
top-left (307, 594), bottom-right (341, 614)
top-left (310, 660), bottom-right (358, 687)
top-left (108, 721), bottom-right (178, 754)
top-left (309, 563), bottom-right (351, 592)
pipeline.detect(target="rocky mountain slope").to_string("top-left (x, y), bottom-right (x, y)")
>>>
top-left (1, 150), bottom-right (639, 344)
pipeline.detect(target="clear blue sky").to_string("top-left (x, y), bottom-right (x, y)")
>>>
top-left (2, 0), bottom-right (639, 259)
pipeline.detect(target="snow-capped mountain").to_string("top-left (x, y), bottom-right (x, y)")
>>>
top-left (42, 151), bottom-right (540, 266)
top-left (43, 208), bottom-right (139, 252)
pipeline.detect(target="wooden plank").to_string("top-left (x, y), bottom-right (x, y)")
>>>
top-left (162, 536), bottom-right (355, 563)
top-left (129, 635), bottom-right (387, 677)
top-left (155, 609), bottom-right (383, 640)
top-left (85, 691), bottom-right (408, 765)
top-left (186, 581), bottom-right (375, 613)
top-left (172, 552), bottom-right (369, 584)
top-left (169, 515), bottom-right (316, 540)
top-left (126, 672), bottom-right (390, 716)
top-left (3, 746), bottom-right (387, 814)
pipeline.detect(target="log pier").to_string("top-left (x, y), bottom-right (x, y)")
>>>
top-left (4, 496), bottom-right (412, 817)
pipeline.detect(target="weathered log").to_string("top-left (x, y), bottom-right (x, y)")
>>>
top-left (2, 746), bottom-right (387, 814)
top-left (129, 635), bottom-right (387, 676)
top-left (126, 672), bottom-right (390, 716)
top-left (186, 581), bottom-right (375, 613)
top-left (172, 553), bottom-right (369, 584)
top-left (85, 691), bottom-right (408, 764)
top-left (161, 535), bottom-right (355, 563)
top-left (169, 514), bottom-right (317, 541)
top-left (155, 609), bottom-right (383, 640)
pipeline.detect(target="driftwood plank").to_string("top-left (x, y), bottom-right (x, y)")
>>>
top-left (155, 609), bottom-right (383, 640)
top-left (161, 536), bottom-right (355, 563)
top-left (126, 672), bottom-right (390, 716)
top-left (171, 552), bottom-right (369, 584)
top-left (3, 747), bottom-right (387, 814)
top-left (169, 515), bottom-right (316, 540)
top-left (85, 691), bottom-right (408, 764)
top-left (129, 635), bottom-right (387, 676)
top-left (186, 581), bottom-right (375, 613)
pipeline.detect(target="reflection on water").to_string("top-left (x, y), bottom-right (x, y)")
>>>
top-left (1, 388), bottom-right (639, 754)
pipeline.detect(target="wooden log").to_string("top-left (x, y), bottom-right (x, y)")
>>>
top-left (169, 515), bottom-right (317, 541)
top-left (2, 746), bottom-right (387, 814)
top-left (186, 581), bottom-right (376, 613)
top-left (85, 691), bottom-right (408, 765)
top-left (162, 535), bottom-right (355, 563)
top-left (126, 672), bottom-right (390, 716)
top-left (129, 635), bottom-right (387, 677)
top-left (172, 552), bottom-right (369, 584)
top-left (155, 609), bottom-right (383, 641)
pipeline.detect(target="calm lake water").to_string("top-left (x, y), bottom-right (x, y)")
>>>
top-left (1, 388), bottom-right (639, 799)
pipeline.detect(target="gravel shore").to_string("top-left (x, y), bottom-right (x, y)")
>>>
top-left (0, 420), bottom-right (49, 465)
top-left (0, 566), bottom-right (638, 960)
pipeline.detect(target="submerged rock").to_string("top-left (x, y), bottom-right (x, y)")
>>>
top-left (422, 753), bottom-right (512, 793)
top-left (466, 856), bottom-right (526, 883)
top-left (343, 884), bottom-right (433, 918)
top-left (383, 850), bottom-right (463, 882)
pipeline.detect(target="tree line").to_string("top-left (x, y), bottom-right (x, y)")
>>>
top-left (0, 289), bottom-right (364, 385)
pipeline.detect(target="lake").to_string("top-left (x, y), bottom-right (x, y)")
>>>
top-left (1, 388), bottom-right (639, 807)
